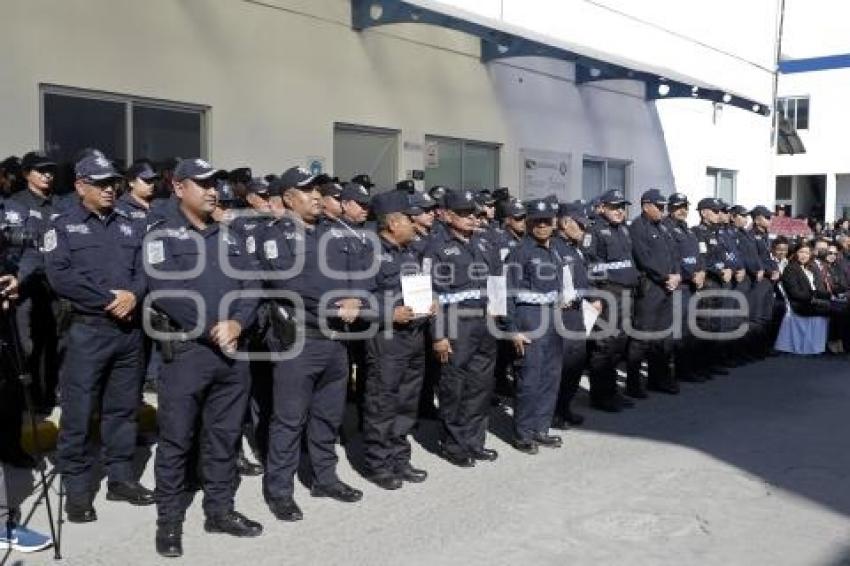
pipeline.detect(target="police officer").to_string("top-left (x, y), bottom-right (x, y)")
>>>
top-left (730, 205), bottom-right (764, 363)
top-left (505, 199), bottom-right (564, 454)
top-left (318, 180), bottom-right (344, 225)
top-left (43, 154), bottom-right (152, 522)
top-left (261, 166), bottom-right (364, 524)
top-left (117, 161), bottom-right (160, 222)
top-left (424, 189), bottom-right (500, 467)
top-left (146, 158), bottom-right (263, 558)
top-left (352, 173), bottom-right (376, 193)
top-left (491, 198), bottom-right (526, 402)
top-left (715, 201), bottom-right (748, 366)
top-left (692, 198), bottom-right (732, 376)
top-left (626, 189), bottom-right (680, 397)
top-left (409, 191), bottom-right (437, 259)
top-left (552, 202), bottom-right (596, 428)
top-left (749, 205), bottom-right (781, 358)
top-left (11, 151), bottom-right (61, 412)
top-left (583, 189), bottom-right (639, 412)
top-left (662, 193), bottom-right (708, 382)
top-left (361, 191), bottom-right (430, 489)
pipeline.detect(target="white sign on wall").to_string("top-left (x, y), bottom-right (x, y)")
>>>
top-left (424, 141), bottom-right (440, 169)
top-left (520, 148), bottom-right (570, 199)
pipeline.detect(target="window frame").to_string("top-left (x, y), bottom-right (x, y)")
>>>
top-left (581, 155), bottom-right (632, 200)
top-left (39, 84), bottom-right (209, 163)
top-left (332, 122), bottom-right (401, 192)
top-left (777, 95), bottom-right (810, 131)
top-left (423, 134), bottom-right (501, 190)
top-left (706, 167), bottom-right (737, 203)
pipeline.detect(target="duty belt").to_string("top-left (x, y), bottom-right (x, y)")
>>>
top-left (515, 290), bottom-right (559, 305)
top-left (438, 289), bottom-right (482, 305)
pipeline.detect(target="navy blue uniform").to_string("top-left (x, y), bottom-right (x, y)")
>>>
top-left (584, 218), bottom-right (639, 407)
top-left (9, 188), bottom-right (61, 410)
top-left (115, 193), bottom-right (150, 222)
top-left (504, 236), bottom-right (564, 442)
top-left (663, 217), bottom-right (705, 380)
top-left (44, 204), bottom-right (145, 498)
top-left (260, 218), bottom-right (358, 499)
top-left (552, 234), bottom-right (591, 421)
top-left (362, 235), bottom-right (427, 476)
top-left (692, 222), bottom-right (733, 367)
top-left (626, 213), bottom-right (679, 393)
top-left (145, 208), bottom-right (260, 525)
top-left (492, 225), bottom-right (524, 399)
top-left (424, 230), bottom-right (500, 459)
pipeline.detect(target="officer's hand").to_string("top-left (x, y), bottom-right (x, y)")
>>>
top-left (429, 300), bottom-right (439, 317)
top-left (0, 275), bottom-right (19, 305)
top-left (393, 305), bottom-right (415, 324)
top-left (770, 271), bottom-right (780, 282)
top-left (512, 333), bottom-right (531, 357)
top-left (433, 338), bottom-right (452, 364)
top-left (721, 269), bottom-right (733, 283)
top-left (756, 270), bottom-right (764, 282)
top-left (735, 269), bottom-right (746, 283)
top-left (692, 271), bottom-right (706, 289)
top-left (106, 290), bottom-right (137, 320)
top-left (336, 298), bottom-right (361, 324)
top-left (211, 320), bottom-right (242, 353)
top-left (590, 300), bottom-right (603, 313)
top-left (665, 274), bottom-right (681, 291)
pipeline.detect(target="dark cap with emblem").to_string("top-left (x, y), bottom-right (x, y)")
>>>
top-left (280, 166), bottom-right (322, 190)
top-left (668, 192), bottom-right (690, 207)
top-left (475, 190), bottom-right (496, 206)
top-left (716, 199), bottom-right (732, 212)
top-left (600, 189), bottom-right (631, 206)
top-left (750, 205), bottom-right (772, 219)
top-left (395, 179), bottom-right (415, 194)
top-left (174, 158), bottom-right (224, 182)
top-left (697, 197), bottom-right (722, 211)
top-left (351, 174), bottom-right (375, 189)
top-left (428, 185), bottom-right (448, 206)
top-left (729, 205), bottom-right (749, 216)
top-left (371, 191), bottom-right (421, 217)
top-left (21, 151), bottom-right (57, 172)
top-left (411, 191), bottom-right (437, 210)
top-left (319, 182), bottom-right (343, 198)
top-left (505, 198), bottom-right (526, 218)
top-left (267, 177), bottom-right (286, 197)
top-left (640, 188), bottom-right (667, 205)
top-left (216, 179), bottom-right (236, 205)
top-left (340, 182), bottom-right (371, 206)
top-left (444, 189), bottom-right (477, 212)
top-left (525, 198), bottom-right (556, 220)
top-left (75, 154), bottom-right (122, 181)
top-left (126, 162), bottom-right (160, 181)
top-left (228, 167), bottom-right (253, 184)
top-left (558, 202), bottom-right (590, 227)
top-left (247, 177), bottom-right (269, 195)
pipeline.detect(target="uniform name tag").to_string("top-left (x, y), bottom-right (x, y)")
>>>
top-left (246, 236), bottom-right (256, 255)
top-left (42, 228), bottom-right (57, 252)
top-left (264, 240), bottom-right (279, 260)
top-left (147, 241), bottom-right (165, 264)
top-left (699, 242), bottom-right (708, 254)
top-left (583, 234), bottom-right (592, 248)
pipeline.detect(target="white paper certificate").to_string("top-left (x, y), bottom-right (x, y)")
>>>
top-left (582, 300), bottom-right (599, 337)
top-left (487, 275), bottom-right (508, 316)
top-left (401, 274), bottom-right (433, 315)
top-left (562, 265), bottom-right (577, 304)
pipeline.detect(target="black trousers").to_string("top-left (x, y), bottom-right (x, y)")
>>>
top-left (362, 325), bottom-right (426, 475)
top-left (57, 320), bottom-right (143, 496)
top-left (438, 316), bottom-right (497, 458)
top-left (626, 281), bottom-right (674, 389)
top-left (155, 342), bottom-right (249, 524)
top-left (264, 338), bottom-right (348, 499)
top-left (556, 308), bottom-right (587, 418)
top-left (588, 289), bottom-right (632, 402)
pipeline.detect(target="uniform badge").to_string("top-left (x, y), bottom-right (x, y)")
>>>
top-left (246, 236), bottom-right (256, 255)
top-left (264, 240), bottom-right (279, 260)
top-left (147, 240), bottom-right (165, 264)
top-left (42, 228), bottom-right (57, 252)
top-left (698, 242), bottom-right (708, 254)
top-left (120, 224), bottom-right (133, 237)
top-left (4, 210), bottom-right (20, 223)
top-left (29, 210), bottom-right (42, 220)
top-left (583, 234), bottom-right (592, 248)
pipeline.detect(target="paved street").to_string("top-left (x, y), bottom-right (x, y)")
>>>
top-left (6, 354), bottom-right (850, 566)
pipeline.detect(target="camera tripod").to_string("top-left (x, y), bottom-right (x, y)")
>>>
top-left (1, 307), bottom-right (62, 560)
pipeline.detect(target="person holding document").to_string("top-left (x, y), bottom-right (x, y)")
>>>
top-left (361, 191), bottom-right (432, 490)
top-left (504, 199), bottom-right (565, 454)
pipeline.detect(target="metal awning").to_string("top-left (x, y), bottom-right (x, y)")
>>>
top-left (352, 0), bottom-right (771, 116)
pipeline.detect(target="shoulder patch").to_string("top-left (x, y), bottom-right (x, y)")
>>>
top-left (264, 239), bottom-right (279, 260)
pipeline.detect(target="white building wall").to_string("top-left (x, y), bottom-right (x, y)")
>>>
top-left (0, 0), bottom-right (774, 210)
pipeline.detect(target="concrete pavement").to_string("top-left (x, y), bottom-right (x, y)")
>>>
top-left (6, 353), bottom-right (850, 566)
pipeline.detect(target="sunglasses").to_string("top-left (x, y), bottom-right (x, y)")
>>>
top-left (84, 178), bottom-right (117, 189)
top-left (453, 209), bottom-right (477, 218)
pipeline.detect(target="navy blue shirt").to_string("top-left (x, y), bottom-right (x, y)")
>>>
top-left (630, 213), bottom-right (679, 286)
top-left (584, 218), bottom-right (639, 288)
top-left (115, 193), bottom-right (150, 222)
top-left (44, 204), bottom-right (145, 316)
top-left (751, 228), bottom-right (778, 273)
top-left (661, 217), bottom-right (704, 282)
top-left (504, 236), bottom-right (563, 333)
top-left (145, 208), bottom-right (260, 339)
top-left (693, 223), bottom-right (727, 284)
top-left (367, 235), bottom-right (423, 328)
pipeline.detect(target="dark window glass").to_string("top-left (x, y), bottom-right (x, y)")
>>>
top-left (43, 93), bottom-right (127, 167)
top-left (133, 105), bottom-right (202, 163)
top-left (795, 97), bottom-right (809, 130)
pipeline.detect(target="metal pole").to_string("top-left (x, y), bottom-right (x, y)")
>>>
top-left (771, 0), bottom-right (787, 148)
